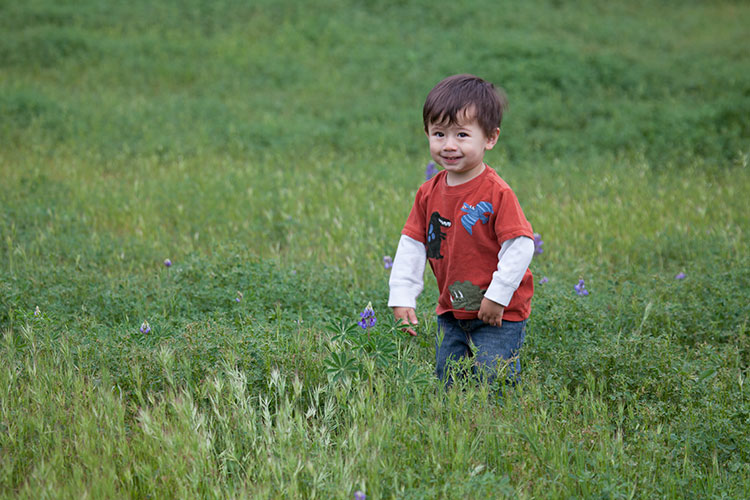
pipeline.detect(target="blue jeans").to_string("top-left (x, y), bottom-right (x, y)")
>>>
top-left (436, 313), bottom-right (527, 388)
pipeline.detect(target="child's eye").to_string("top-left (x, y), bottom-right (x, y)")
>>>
top-left (458, 132), bottom-right (468, 138)
top-left (433, 131), bottom-right (444, 137)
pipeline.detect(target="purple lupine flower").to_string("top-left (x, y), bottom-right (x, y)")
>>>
top-left (235, 291), bottom-right (244, 303)
top-left (354, 492), bottom-right (366, 500)
top-left (675, 272), bottom-right (686, 280)
top-left (539, 276), bottom-right (549, 285)
top-left (358, 302), bottom-right (377, 330)
top-left (140, 320), bottom-right (151, 334)
top-left (574, 279), bottom-right (589, 296)
top-left (164, 258), bottom-right (172, 268)
top-left (533, 233), bottom-right (544, 255)
top-left (383, 255), bottom-right (393, 270)
top-left (425, 161), bottom-right (439, 180)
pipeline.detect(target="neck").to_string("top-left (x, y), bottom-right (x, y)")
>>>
top-left (445, 164), bottom-right (485, 186)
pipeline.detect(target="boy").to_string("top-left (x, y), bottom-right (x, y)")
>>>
top-left (388, 74), bottom-right (535, 387)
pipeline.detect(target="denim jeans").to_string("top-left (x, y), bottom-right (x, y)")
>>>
top-left (436, 312), bottom-right (527, 388)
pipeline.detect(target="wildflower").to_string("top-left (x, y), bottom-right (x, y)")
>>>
top-left (358, 302), bottom-right (377, 330)
top-left (140, 320), bottom-right (151, 334)
top-left (235, 291), bottom-right (244, 303)
top-left (383, 255), bottom-right (393, 270)
top-left (354, 492), bottom-right (366, 500)
top-left (34, 306), bottom-right (41, 316)
top-left (164, 258), bottom-right (172, 268)
top-left (425, 161), bottom-right (439, 180)
top-left (574, 279), bottom-right (589, 296)
top-left (539, 276), bottom-right (549, 285)
top-left (533, 233), bottom-right (544, 255)
top-left (675, 272), bottom-right (686, 280)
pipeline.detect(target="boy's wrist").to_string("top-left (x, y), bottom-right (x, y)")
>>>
top-left (387, 288), bottom-right (418, 310)
top-left (481, 295), bottom-right (504, 307)
top-left (483, 284), bottom-right (511, 307)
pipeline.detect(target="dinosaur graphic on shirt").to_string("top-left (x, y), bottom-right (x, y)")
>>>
top-left (448, 280), bottom-right (486, 310)
top-left (461, 201), bottom-right (494, 235)
top-left (426, 211), bottom-right (451, 259)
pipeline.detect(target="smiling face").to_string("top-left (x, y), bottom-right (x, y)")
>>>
top-left (426, 107), bottom-right (500, 186)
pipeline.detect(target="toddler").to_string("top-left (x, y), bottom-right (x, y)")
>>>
top-left (388, 74), bottom-right (535, 387)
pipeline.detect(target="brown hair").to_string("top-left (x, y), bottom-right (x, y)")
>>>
top-left (423, 74), bottom-right (508, 137)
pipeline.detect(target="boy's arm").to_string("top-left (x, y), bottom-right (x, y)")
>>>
top-left (479, 236), bottom-right (535, 326)
top-left (388, 234), bottom-right (426, 335)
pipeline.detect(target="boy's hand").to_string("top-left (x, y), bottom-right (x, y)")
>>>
top-left (392, 307), bottom-right (418, 336)
top-left (478, 297), bottom-right (504, 327)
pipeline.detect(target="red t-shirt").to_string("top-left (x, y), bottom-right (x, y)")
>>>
top-left (402, 166), bottom-right (534, 321)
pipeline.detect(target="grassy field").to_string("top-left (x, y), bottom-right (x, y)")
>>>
top-left (1, 0), bottom-right (749, 498)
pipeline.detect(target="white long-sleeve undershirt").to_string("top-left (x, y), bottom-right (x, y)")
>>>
top-left (387, 234), bottom-right (534, 309)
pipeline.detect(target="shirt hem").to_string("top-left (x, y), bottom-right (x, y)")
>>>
top-left (436, 307), bottom-right (530, 322)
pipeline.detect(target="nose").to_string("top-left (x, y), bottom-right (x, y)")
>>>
top-left (443, 135), bottom-right (457, 150)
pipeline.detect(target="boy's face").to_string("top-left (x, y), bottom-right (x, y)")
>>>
top-left (426, 108), bottom-right (499, 184)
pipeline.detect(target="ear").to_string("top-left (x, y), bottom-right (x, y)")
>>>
top-left (485, 127), bottom-right (500, 150)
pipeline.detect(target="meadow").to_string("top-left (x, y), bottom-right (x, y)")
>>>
top-left (1, 0), bottom-right (749, 498)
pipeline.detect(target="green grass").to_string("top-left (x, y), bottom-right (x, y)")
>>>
top-left (1, 0), bottom-right (749, 498)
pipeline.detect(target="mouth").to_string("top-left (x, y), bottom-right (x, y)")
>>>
top-left (441, 155), bottom-right (462, 164)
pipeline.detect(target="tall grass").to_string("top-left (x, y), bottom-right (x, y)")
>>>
top-left (2, 314), bottom-right (749, 497)
top-left (1, 0), bottom-right (749, 497)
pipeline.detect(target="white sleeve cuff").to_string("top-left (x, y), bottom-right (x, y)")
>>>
top-left (387, 235), bottom-right (426, 309)
top-left (484, 236), bottom-right (534, 306)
